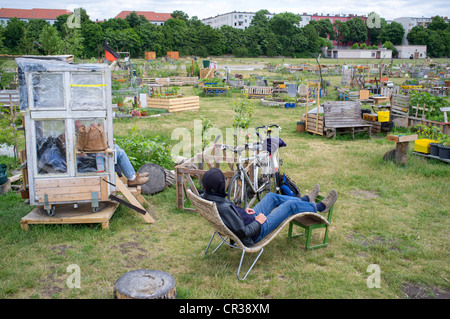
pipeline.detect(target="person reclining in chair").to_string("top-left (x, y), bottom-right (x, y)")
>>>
top-left (201, 168), bottom-right (337, 247)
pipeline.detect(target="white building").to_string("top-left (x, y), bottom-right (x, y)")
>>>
top-left (202, 11), bottom-right (311, 29)
top-left (202, 11), bottom-right (273, 29)
top-left (394, 45), bottom-right (427, 59)
top-left (322, 47), bottom-right (392, 59)
top-left (393, 16), bottom-right (449, 45)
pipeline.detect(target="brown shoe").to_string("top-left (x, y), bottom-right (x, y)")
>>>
top-left (319, 190), bottom-right (337, 213)
top-left (305, 184), bottom-right (320, 203)
top-left (138, 172), bottom-right (149, 177)
top-left (127, 173), bottom-right (149, 187)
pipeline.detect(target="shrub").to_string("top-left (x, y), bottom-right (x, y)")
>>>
top-left (409, 91), bottom-right (449, 122)
top-left (115, 126), bottom-right (174, 169)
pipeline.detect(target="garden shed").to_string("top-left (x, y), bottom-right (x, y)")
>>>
top-left (16, 56), bottom-right (116, 215)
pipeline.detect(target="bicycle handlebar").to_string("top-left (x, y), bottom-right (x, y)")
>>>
top-left (255, 124), bottom-right (281, 131)
top-left (220, 143), bottom-right (261, 154)
top-left (213, 134), bottom-right (222, 144)
top-left (255, 124), bottom-right (282, 142)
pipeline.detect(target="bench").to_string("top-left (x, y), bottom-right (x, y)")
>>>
top-left (323, 101), bottom-right (372, 139)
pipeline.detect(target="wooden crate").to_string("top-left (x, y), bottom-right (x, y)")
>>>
top-left (147, 96), bottom-right (199, 112)
top-left (166, 51), bottom-right (179, 60)
top-left (34, 176), bottom-right (110, 204)
top-left (200, 68), bottom-right (214, 79)
top-left (145, 51), bottom-right (156, 60)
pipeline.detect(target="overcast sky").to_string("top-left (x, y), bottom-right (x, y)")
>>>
top-left (2, 0), bottom-right (449, 21)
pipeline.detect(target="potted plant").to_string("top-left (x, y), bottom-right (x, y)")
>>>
top-left (413, 125), bottom-right (440, 154)
top-left (140, 108), bottom-right (149, 117)
top-left (112, 95), bottom-right (125, 107)
top-left (437, 134), bottom-right (450, 160)
top-left (284, 95), bottom-right (296, 108)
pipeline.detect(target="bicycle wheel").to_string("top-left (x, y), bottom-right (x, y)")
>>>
top-left (227, 174), bottom-right (247, 207)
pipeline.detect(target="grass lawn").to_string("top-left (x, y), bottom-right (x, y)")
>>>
top-left (0, 57), bottom-right (449, 299)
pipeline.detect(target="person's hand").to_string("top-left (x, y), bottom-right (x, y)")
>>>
top-left (255, 213), bottom-right (267, 225)
top-left (245, 208), bottom-right (255, 214)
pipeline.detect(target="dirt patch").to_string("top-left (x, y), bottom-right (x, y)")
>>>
top-left (36, 269), bottom-right (65, 299)
top-left (402, 283), bottom-right (450, 299)
top-left (351, 190), bottom-right (381, 199)
top-left (113, 241), bottom-right (147, 255)
top-left (345, 231), bottom-right (402, 251)
top-left (50, 245), bottom-right (74, 256)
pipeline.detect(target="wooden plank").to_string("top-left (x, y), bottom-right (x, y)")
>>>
top-left (387, 134), bottom-right (418, 143)
top-left (36, 185), bottom-right (100, 196)
top-left (37, 192), bottom-right (95, 203)
top-left (35, 177), bottom-right (100, 189)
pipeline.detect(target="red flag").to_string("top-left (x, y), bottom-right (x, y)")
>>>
top-left (104, 40), bottom-right (120, 62)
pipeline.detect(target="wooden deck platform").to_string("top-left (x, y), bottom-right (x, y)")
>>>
top-left (20, 201), bottom-right (119, 231)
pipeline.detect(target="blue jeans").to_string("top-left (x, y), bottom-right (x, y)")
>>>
top-left (116, 144), bottom-right (136, 179)
top-left (253, 192), bottom-right (317, 243)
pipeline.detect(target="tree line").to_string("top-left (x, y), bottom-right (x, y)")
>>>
top-left (0, 9), bottom-right (448, 59)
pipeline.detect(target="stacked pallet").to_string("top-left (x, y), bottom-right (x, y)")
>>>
top-left (305, 113), bottom-right (324, 135)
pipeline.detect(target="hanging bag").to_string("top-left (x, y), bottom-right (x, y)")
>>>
top-left (76, 123), bottom-right (107, 152)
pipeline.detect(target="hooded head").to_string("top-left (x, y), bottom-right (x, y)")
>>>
top-left (202, 168), bottom-right (226, 197)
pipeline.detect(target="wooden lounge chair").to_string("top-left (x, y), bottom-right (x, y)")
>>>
top-left (186, 188), bottom-right (330, 280)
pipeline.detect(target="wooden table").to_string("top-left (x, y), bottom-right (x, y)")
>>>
top-left (384, 134), bottom-right (418, 165)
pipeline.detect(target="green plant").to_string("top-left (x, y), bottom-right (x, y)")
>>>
top-left (438, 134), bottom-right (450, 146)
top-left (200, 116), bottom-right (213, 152)
top-left (413, 124), bottom-right (449, 145)
top-left (115, 125), bottom-right (174, 169)
top-left (409, 92), bottom-right (449, 122)
top-left (232, 93), bottom-right (253, 146)
top-left (112, 94), bottom-right (125, 104)
top-left (413, 124), bottom-right (441, 140)
top-left (0, 105), bottom-right (23, 163)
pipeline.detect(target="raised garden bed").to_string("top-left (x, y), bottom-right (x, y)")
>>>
top-left (147, 96), bottom-right (199, 112)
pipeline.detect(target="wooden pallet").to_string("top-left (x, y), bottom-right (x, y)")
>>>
top-left (20, 201), bottom-right (119, 231)
top-left (413, 151), bottom-right (450, 163)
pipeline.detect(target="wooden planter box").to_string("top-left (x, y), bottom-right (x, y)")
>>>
top-left (147, 96), bottom-right (199, 112)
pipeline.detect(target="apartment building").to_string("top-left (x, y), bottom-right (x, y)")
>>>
top-left (393, 16), bottom-right (449, 44)
top-left (310, 13), bottom-right (367, 23)
top-left (0, 8), bottom-right (72, 25)
top-left (202, 11), bottom-right (274, 29)
top-left (202, 11), bottom-right (365, 29)
top-left (115, 11), bottom-right (172, 26)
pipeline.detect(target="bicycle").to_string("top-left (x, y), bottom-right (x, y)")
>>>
top-left (224, 124), bottom-right (284, 208)
top-left (254, 124), bottom-right (284, 197)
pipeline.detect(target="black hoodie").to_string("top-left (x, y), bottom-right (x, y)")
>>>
top-left (202, 168), bottom-right (261, 247)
